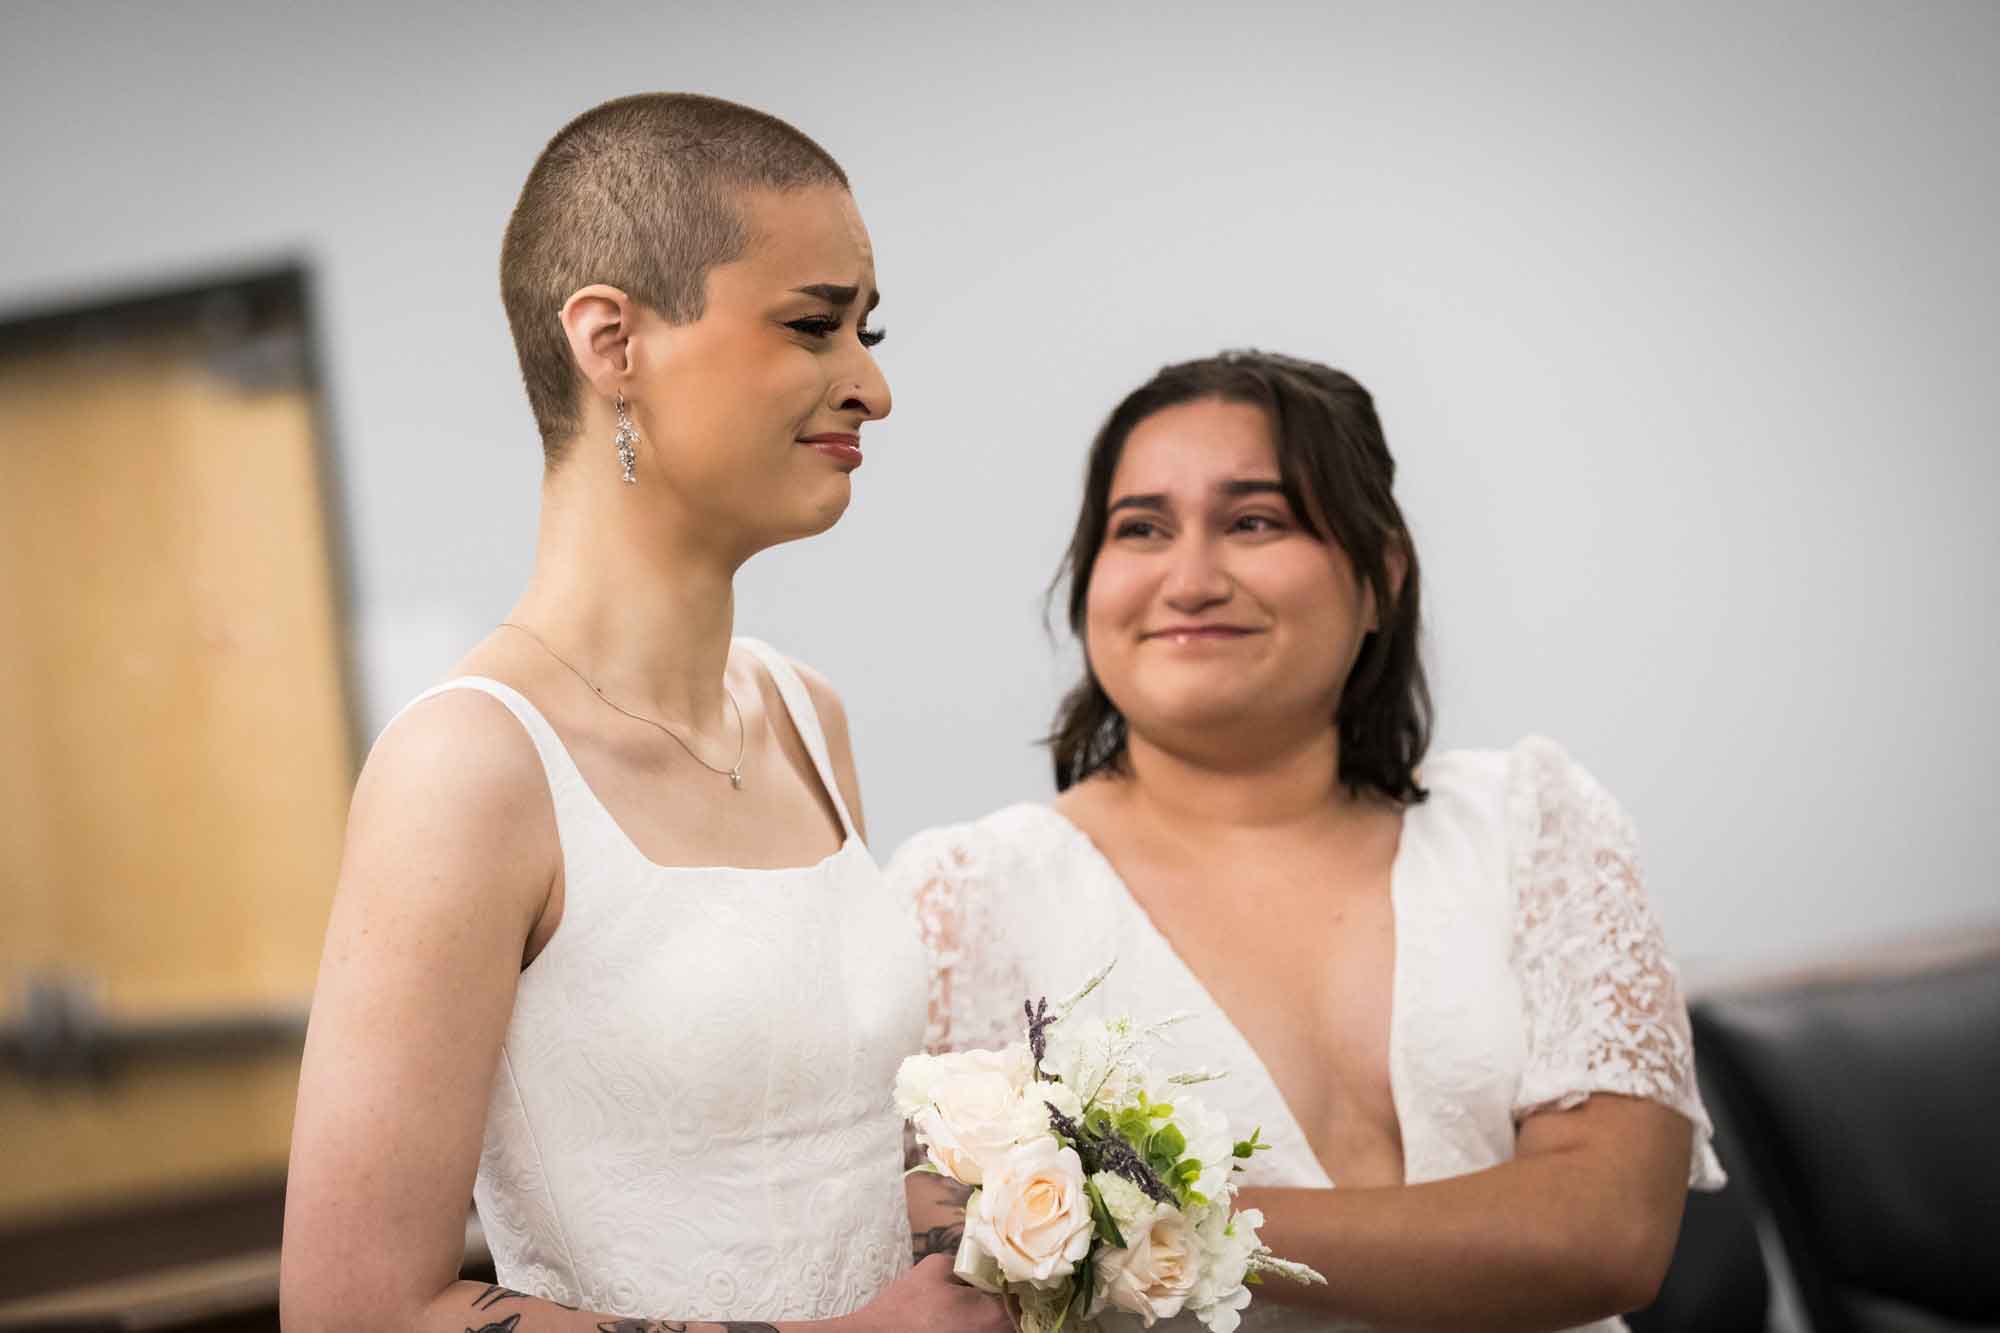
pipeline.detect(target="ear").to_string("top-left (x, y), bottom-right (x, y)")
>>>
top-left (559, 283), bottom-right (641, 398)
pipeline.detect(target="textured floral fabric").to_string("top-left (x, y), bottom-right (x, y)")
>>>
top-left (394, 640), bottom-right (927, 1323)
top-left (887, 736), bottom-right (1724, 1333)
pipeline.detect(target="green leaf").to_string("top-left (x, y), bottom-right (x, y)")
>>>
top-left (1149, 1123), bottom-right (1187, 1161)
top-left (1171, 1158), bottom-right (1203, 1184)
top-left (1063, 1259), bottom-right (1091, 1331)
top-left (1116, 1108), bottom-right (1153, 1145)
top-left (1149, 1101), bottom-right (1174, 1119)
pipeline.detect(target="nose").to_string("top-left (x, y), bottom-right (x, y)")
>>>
top-left (830, 340), bottom-right (892, 422)
top-left (1161, 531), bottom-right (1232, 613)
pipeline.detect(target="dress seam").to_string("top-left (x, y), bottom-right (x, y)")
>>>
top-left (500, 1044), bottom-right (586, 1301)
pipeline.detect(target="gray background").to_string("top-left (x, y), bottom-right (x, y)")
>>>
top-left (4, 1), bottom-right (1994, 975)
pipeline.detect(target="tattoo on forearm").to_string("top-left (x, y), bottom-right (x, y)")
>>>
top-left (466, 1285), bottom-right (581, 1325)
top-left (913, 1221), bottom-right (965, 1264)
top-left (594, 1323), bottom-right (777, 1332)
top-left (467, 1317), bottom-right (521, 1333)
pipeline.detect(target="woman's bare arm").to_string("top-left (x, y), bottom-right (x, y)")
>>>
top-left (1238, 1094), bottom-right (1693, 1332)
top-left (279, 691), bottom-right (1003, 1333)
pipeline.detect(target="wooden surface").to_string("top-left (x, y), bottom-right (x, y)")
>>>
top-left (0, 1214), bottom-right (488, 1331)
top-left (0, 326), bottom-right (354, 1224)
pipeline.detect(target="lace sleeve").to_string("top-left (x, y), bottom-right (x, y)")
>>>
top-left (885, 822), bottom-right (1031, 1056)
top-left (1507, 738), bottom-right (1727, 1189)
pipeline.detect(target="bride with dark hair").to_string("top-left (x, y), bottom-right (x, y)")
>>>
top-left (891, 349), bottom-right (1724, 1331)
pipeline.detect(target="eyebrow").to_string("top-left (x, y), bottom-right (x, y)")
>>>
top-left (1107, 479), bottom-right (1287, 514)
top-left (792, 283), bottom-right (881, 314)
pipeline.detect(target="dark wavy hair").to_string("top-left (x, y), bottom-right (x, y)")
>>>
top-left (1047, 350), bottom-right (1432, 803)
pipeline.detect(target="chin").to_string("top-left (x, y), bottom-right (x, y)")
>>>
top-left (772, 481), bottom-right (852, 545)
top-left (1130, 683), bottom-right (1266, 735)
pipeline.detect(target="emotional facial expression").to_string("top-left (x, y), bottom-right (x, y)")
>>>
top-left (629, 184), bottom-right (890, 550)
top-left (1084, 397), bottom-right (1377, 748)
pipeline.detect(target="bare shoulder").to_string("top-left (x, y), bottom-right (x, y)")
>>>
top-left (342, 687), bottom-right (557, 926)
top-left (782, 654), bottom-right (866, 836)
top-left (784, 655), bottom-right (851, 746)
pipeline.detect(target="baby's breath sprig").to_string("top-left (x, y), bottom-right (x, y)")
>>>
top-left (1051, 958), bottom-right (1116, 1022)
top-left (1248, 1248), bottom-right (1328, 1286)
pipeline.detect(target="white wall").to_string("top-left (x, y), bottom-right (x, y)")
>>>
top-left (4, 1), bottom-right (1994, 972)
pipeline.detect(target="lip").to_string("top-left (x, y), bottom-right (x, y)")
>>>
top-left (798, 432), bottom-right (862, 471)
top-left (1143, 625), bottom-right (1263, 642)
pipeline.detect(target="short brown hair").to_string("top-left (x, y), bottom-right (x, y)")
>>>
top-left (500, 93), bottom-right (849, 458)
top-left (1048, 350), bottom-right (1433, 804)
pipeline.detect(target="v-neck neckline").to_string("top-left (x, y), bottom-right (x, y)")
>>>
top-left (1023, 800), bottom-right (1417, 1190)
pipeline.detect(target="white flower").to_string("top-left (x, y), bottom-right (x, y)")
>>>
top-left (1030, 1077), bottom-right (1083, 1124)
top-left (1165, 1091), bottom-right (1236, 1202)
top-left (1186, 1206), bottom-right (1262, 1332)
top-left (966, 1137), bottom-right (1094, 1289)
top-left (900, 1048), bottom-right (1041, 1186)
top-left (1089, 1170), bottom-right (1153, 1241)
top-left (894, 1046), bottom-right (1029, 1116)
top-left (1045, 1016), bottom-right (1142, 1109)
top-left (1092, 1198), bottom-right (1199, 1327)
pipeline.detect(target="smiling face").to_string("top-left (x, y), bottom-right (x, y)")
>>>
top-left (1084, 397), bottom-right (1378, 753)
top-left (624, 184), bottom-right (889, 552)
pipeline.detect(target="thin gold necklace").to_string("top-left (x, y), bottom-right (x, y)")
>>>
top-left (500, 621), bottom-right (747, 790)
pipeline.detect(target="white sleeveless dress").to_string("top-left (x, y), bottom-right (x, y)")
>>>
top-left (394, 639), bottom-right (928, 1322)
top-left (887, 736), bottom-right (1725, 1333)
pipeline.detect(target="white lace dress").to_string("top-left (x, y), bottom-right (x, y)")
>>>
top-left (391, 640), bottom-right (928, 1322)
top-left (886, 736), bottom-right (1725, 1333)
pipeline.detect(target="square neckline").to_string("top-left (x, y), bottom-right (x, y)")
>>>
top-left (450, 643), bottom-right (857, 878)
top-left (1020, 799), bottom-right (1419, 1190)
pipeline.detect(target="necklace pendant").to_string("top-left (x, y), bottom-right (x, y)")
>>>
top-left (729, 768), bottom-right (744, 790)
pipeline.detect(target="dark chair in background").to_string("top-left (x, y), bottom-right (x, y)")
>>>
top-left (1691, 941), bottom-right (2000, 1333)
top-left (1626, 1102), bottom-right (1772, 1333)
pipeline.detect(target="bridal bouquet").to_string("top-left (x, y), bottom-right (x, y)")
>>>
top-left (896, 963), bottom-right (1324, 1332)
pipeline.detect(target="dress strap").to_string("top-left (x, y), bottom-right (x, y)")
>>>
top-left (734, 638), bottom-right (857, 839)
top-left (380, 676), bottom-right (597, 839)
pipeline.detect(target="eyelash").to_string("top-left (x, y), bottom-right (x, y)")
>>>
top-left (1112, 514), bottom-right (1283, 540)
top-left (787, 317), bottom-right (887, 348)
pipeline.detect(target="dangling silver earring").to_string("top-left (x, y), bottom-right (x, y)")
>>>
top-left (612, 394), bottom-right (639, 484)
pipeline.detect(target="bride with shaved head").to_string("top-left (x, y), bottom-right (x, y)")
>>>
top-left (282, 94), bottom-right (1008, 1333)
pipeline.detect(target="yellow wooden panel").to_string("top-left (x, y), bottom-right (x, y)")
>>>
top-left (0, 324), bottom-right (353, 1224)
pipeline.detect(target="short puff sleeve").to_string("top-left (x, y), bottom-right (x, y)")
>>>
top-left (1506, 737), bottom-right (1726, 1190)
top-left (886, 819), bottom-right (1036, 1057)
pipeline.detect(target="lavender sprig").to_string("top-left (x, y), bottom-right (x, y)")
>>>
top-left (1046, 1102), bottom-right (1174, 1206)
top-left (1025, 995), bottom-right (1052, 1079)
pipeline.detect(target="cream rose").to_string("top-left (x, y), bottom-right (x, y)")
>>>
top-left (903, 1048), bottom-right (1040, 1186)
top-left (1093, 1199), bottom-right (1199, 1327)
top-left (894, 1046), bottom-right (1027, 1116)
top-left (966, 1137), bottom-right (1094, 1288)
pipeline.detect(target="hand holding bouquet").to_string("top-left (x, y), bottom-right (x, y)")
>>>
top-left (895, 963), bottom-right (1324, 1332)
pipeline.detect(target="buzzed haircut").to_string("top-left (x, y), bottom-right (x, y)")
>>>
top-left (500, 93), bottom-right (850, 459)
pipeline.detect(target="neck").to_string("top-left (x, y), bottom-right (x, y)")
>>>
top-left (507, 461), bottom-right (742, 728)
top-left (1119, 721), bottom-right (1352, 837)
